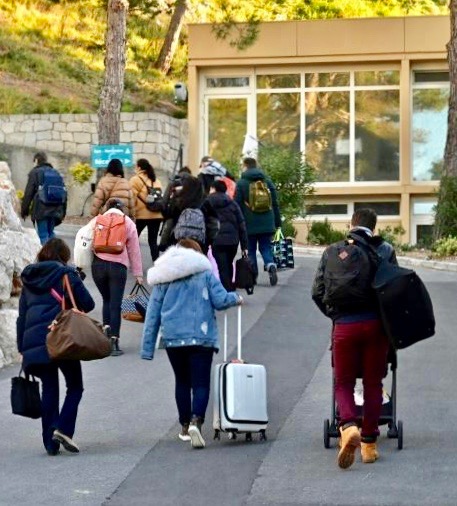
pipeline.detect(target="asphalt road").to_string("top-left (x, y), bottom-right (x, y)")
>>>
top-left (0, 230), bottom-right (456, 505)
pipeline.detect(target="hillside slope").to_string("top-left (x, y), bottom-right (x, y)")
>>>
top-left (0, 0), bottom-right (187, 116)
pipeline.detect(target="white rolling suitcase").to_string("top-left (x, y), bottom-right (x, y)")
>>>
top-left (212, 306), bottom-right (268, 442)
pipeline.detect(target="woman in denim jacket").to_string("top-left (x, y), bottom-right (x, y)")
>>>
top-left (141, 239), bottom-right (242, 449)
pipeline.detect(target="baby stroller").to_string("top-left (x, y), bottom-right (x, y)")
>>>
top-left (323, 347), bottom-right (403, 450)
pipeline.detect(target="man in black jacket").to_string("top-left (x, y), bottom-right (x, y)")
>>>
top-left (207, 179), bottom-right (248, 290)
top-left (21, 152), bottom-right (67, 245)
top-left (312, 208), bottom-right (397, 470)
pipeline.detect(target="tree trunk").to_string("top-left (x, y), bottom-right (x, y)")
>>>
top-left (98, 0), bottom-right (129, 145)
top-left (444, 0), bottom-right (457, 177)
top-left (155, 0), bottom-right (188, 75)
top-left (434, 0), bottom-right (457, 239)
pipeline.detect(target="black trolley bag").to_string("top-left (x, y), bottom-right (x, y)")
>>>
top-left (356, 235), bottom-right (435, 350)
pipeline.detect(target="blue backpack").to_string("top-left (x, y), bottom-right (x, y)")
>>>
top-left (37, 166), bottom-right (67, 205)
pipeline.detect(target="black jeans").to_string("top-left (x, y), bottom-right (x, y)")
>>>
top-left (30, 361), bottom-right (83, 453)
top-left (136, 219), bottom-right (161, 262)
top-left (91, 257), bottom-right (127, 337)
top-left (166, 346), bottom-right (215, 425)
top-left (211, 244), bottom-right (238, 291)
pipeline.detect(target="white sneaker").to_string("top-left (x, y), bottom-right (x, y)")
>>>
top-left (188, 418), bottom-right (205, 449)
top-left (52, 430), bottom-right (79, 453)
top-left (178, 424), bottom-right (191, 442)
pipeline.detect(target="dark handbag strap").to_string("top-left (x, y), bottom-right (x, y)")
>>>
top-left (19, 365), bottom-right (38, 383)
top-left (129, 281), bottom-right (150, 297)
top-left (62, 274), bottom-right (80, 311)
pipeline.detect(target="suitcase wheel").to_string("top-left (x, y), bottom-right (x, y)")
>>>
top-left (259, 430), bottom-right (267, 441)
top-left (214, 430), bottom-right (220, 441)
top-left (245, 432), bottom-right (252, 442)
top-left (228, 431), bottom-right (237, 440)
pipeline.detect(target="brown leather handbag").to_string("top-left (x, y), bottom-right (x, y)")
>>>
top-left (46, 275), bottom-right (111, 361)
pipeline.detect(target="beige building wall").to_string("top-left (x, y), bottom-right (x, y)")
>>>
top-left (188, 16), bottom-right (450, 244)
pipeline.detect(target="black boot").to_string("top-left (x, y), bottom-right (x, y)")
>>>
top-left (110, 337), bottom-right (124, 356)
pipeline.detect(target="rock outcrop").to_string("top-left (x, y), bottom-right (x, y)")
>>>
top-left (0, 162), bottom-right (40, 368)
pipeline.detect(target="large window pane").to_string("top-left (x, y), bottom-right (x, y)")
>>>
top-left (355, 90), bottom-right (400, 181)
top-left (257, 74), bottom-right (300, 89)
top-left (257, 93), bottom-right (300, 148)
top-left (305, 91), bottom-right (350, 182)
top-left (305, 72), bottom-right (349, 87)
top-left (355, 71), bottom-right (400, 86)
top-left (412, 88), bottom-right (449, 181)
top-left (208, 98), bottom-right (247, 162)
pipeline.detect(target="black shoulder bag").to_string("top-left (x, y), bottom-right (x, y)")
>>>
top-left (11, 367), bottom-right (42, 419)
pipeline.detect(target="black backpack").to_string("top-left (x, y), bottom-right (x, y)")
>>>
top-left (323, 238), bottom-right (374, 310)
top-left (355, 235), bottom-right (435, 350)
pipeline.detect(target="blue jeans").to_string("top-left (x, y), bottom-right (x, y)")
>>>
top-left (36, 218), bottom-right (56, 245)
top-left (247, 233), bottom-right (274, 277)
top-left (166, 346), bottom-right (215, 424)
top-left (91, 257), bottom-right (127, 337)
top-left (29, 361), bottom-right (83, 453)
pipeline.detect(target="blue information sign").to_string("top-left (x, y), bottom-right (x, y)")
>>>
top-left (91, 144), bottom-right (134, 169)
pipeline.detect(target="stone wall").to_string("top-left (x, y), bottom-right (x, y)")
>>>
top-left (0, 162), bottom-right (41, 369)
top-left (0, 112), bottom-right (188, 216)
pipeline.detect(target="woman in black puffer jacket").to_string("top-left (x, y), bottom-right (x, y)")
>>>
top-left (17, 238), bottom-right (95, 456)
top-left (206, 179), bottom-right (248, 290)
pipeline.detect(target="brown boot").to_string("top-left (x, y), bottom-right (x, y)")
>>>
top-left (361, 442), bottom-right (379, 463)
top-left (337, 425), bottom-right (361, 469)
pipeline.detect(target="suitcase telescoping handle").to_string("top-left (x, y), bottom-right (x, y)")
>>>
top-left (223, 306), bottom-right (242, 362)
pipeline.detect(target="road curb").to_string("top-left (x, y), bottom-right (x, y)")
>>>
top-left (38, 224), bottom-right (457, 274)
top-left (293, 245), bottom-right (457, 273)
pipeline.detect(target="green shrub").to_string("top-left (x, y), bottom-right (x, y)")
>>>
top-left (308, 219), bottom-right (346, 245)
top-left (434, 236), bottom-right (457, 257)
top-left (377, 225), bottom-right (405, 248)
top-left (281, 218), bottom-right (297, 239)
top-left (69, 162), bottom-right (94, 185)
top-left (258, 145), bottom-right (315, 224)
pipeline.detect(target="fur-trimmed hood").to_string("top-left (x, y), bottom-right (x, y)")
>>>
top-left (147, 246), bottom-right (211, 285)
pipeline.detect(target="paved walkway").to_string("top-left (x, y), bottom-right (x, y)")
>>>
top-left (0, 226), bottom-right (456, 505)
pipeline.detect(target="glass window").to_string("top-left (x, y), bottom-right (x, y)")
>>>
top-left (413, 202), bottom-right (436, 215)
top-left (354, 202), bottom-right (400, 215)
top-left (257, 93), bottom-right (300, 148)
top-left (412, 88), bottom-right (448, 181)
top-left (208, 98), bottom-right (247, 163)
top-left (307, 204), bottom-right (348, 215)
top-left (257, 74), bottom-right (300, 89)
top-left (305, 72), bottom-right (349, 88)
top-left (416, 225), bottom-right (434, 246)
top-left (355, 71), bottom-right (400, 86)
top-left (355, 90), bottom-right (400, 181)
top-left (206, 77), bottom-right (249, 88)
top-left (414, 71), bottom-right (449, 83)
top-left (305, 91), bottom-right (350, 182)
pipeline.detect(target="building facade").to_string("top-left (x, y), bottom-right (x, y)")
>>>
top-left (188, 16), bottom-right (450, 244)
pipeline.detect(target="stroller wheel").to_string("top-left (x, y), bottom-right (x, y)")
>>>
top-left (387, 423), bottom-right (398, 439)
top-left (397, 420), bottom-right (403, 450)
top-left (324, 419), bottom-right (331, 449)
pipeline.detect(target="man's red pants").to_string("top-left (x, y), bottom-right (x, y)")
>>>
top-left (332, 319), bottom-right (389, 440)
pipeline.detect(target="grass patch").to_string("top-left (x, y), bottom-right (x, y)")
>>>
top-left (0, 0), bottom-right (187, 115)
